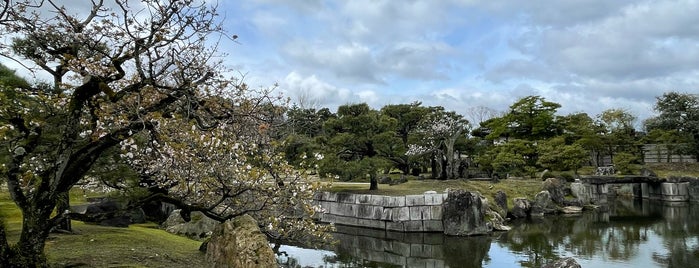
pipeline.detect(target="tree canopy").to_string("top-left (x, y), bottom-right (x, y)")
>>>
top-left (0, 1), bottom-right (327, 266)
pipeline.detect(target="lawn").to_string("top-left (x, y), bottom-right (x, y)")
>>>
top-left (329, 178), bottom-right (545, 200)
top-left (0, 192), bottom-right (205, 267)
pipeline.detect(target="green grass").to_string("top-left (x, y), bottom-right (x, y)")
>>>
top-left (1, 192), bottom-right (205, 267)
top-left (46, 222), bottom-right (204, 268)
top-left (329, 178), bottom-right (544, 200)
top-left (646, 162), bottom-right (699, 178)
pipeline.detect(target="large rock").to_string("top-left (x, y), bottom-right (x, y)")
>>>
top-left (442, 190), bottom-right (492, 236)
top-left (378, 176), bottom-right (392, 184)
top-left (640, 167), bottom-right (657, 177)
top-left (70, 199), bottom-right (146, 227)
top-left (542, 257), bottom-right (582, 268)
top-left (486, 209), bottom-right (511, 231)
top-left (531, 191), bottom-right (559, 216)
top-left (511, 198), bottom-right (531, 218)
top-left (542, 178), bottom-right (566, 205)
top-left (493, 190), bottom-right (508, 218)
top-left (205, 214), bottom-right (276, 268)
top-left (560, 206), bottom-right (583, 214)
top-left (162, 209), bottom-right (219, 239)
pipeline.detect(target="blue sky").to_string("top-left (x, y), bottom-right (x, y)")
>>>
top-left (214, 0), bottom-right (699, 127)
top-left (4, 0), bottom-right (699, 127)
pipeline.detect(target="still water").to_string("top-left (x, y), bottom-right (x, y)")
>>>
top-left (277, 198), bottom-right (699, 267)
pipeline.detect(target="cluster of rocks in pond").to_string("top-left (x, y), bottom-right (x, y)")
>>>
top-left (509, 178), bottom-right (585, 219)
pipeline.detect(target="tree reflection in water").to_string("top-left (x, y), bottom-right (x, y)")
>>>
top-left (279, 198), bottom-right (699, 267)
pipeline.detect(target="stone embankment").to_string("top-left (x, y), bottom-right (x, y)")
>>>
top-left (572, 176), bottom-right (699, 205)
top-left (313, 191), bottom-right (448, 232)
top-left (313, 190), bottom-right (499, 235)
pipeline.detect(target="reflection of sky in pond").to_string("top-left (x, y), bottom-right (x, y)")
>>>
top-left (484, 243), bottom-right (524, 267)
top-left (569, 231), bottom-right (669, 268)
top-left (277, 245), bottom-right (335, 267)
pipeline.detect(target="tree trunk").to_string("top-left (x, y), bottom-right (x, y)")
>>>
top-left (431, 153), bottom-right (438, 179)
top-left (0, 219), bottom-right (9, 265)
top-left (1, 205), bottom-right (54, 267)
top-left (55, 192), bottom-right (72, 232)
top-left (440, 155), bottom-right (447, 180)
top-left (369, 173), bottom-right (378, 190)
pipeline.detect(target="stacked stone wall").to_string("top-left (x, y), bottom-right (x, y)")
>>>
top-left (314, 192), bottom-right (446, 232)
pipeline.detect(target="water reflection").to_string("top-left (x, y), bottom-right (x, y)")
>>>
top-left (280, 199), bottom-right (699, 268)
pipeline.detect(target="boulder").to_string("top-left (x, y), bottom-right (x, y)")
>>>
top-left (486, 209), bottom-right (511, 231)
top-left (493, 190), bottom-right (508, 218)
top-left (162, 209), bottom-right (219, 239)
top-left (442, 190), bottom-right (492, 236)
top-left (542, 178), bottom-right (566, 205)
top-left (640, 167), bottom-right (657, 177)
top-left (542, 257), bottom-right (582, 268)
top-left (205, 214), bottom-right (276, 268)
top-left (70, 199), bottom-right (145, 227)
top-left (390, 175), bottom-right (408, 185)
top-left (560, 206), bottom-right (583, 214)
top-left (379, 176), bottom-right (392, 184)
top-left (531, 191), bottom-right (559, 216)
top-left (511, 198), bottom-right (531, 218)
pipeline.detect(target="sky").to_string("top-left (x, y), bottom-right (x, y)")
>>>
top-left (4, 0), bottom-right (699, 127)
top-left (215, 0), bottom-right (699, 127)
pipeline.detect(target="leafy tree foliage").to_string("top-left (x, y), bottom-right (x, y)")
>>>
top-left (486, 96), bottom-right (561, 141)
top-left (537, 137), bottom-right (589, 173)
top-left (644, 92), bottom-right (699, 159)
top-left (476, 139), bottom-right (533, 177)
top-left (598, 109), bottom-right (640, 161)
top-left (380, 102), bottom-right (430, 174)
top-left (557, 112), bottom-right (606, 167)
top-left (319, 103), bottom-right (396, 190)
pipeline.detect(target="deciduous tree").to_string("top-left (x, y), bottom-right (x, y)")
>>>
top-left (0, 1), bottom-right (326, 266)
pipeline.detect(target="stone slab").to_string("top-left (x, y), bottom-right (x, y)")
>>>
top-left (423, 220), bottom-right (444, 232)
top-left (336, 192), bottom-right (357, 204)
top-left (409, 206), bottom-right (423, 221)
top-left (371, 195), bottom-right (389, 207)
top-left (424, 194), bottom-right (444, 205)
top-left (392, 207), bottom-right (410, 221)
top-left (404, 220), bottom-right (424, 232)
top-left (357, 205), bottom-right (384, 220)
top-left (430, 206), bottom-right (443, 220)
top-left (406, 195), bottom-right (426, 206)
top-left (381, 207), bottom-right (394, 221)
top-left (386, 196), bottom-right (406, 207)
top-left (357, 218), bottom-right (386, 230)
top-left (386, 221), bottom-right (405, 232)
top-left (356, 194), bottom-right (372, 204)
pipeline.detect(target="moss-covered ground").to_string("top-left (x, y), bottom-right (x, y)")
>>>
top-left (329, 179), bottom-right (544, 200)
top-left (0, 193), bottom-right (205, 267)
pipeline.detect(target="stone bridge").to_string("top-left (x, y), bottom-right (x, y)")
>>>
top-left (571, 176), bottom-right (699, 205)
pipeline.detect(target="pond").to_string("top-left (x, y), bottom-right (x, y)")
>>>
top-left (277, 198), bottom-right (699, 267)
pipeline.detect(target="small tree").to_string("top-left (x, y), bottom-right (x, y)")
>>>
top-left (537, 137), bottom-right (589, 174)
